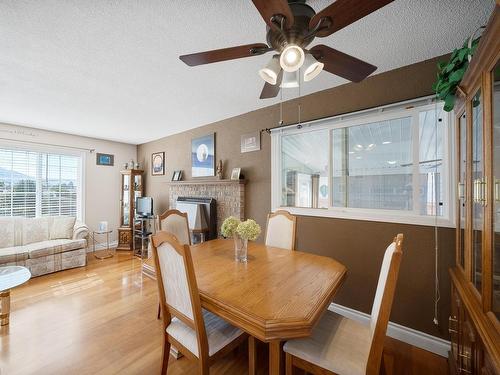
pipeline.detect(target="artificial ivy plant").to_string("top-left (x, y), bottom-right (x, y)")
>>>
top-left (432, 37), bottom-right (480, 112)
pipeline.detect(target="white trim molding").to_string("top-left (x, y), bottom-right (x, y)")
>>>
top-left (329, 303), bottom-right (451, 358)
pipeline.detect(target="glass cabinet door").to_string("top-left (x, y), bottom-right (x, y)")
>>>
top-left (471, 89), bottom-right (484, 293)
top-left (492, 61), bottom-right (500, 318)
top-left (122, 174), bottom-right (130, 226)
top-left (458, 112), bottom-right (467, 269)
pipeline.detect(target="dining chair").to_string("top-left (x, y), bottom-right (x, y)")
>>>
top-left (283, 234), bottom-right (404, 375)
top-left (152, 231), bottom-right (248, 375)
top-left (143, 209), bottom-right (192, 319)
top-left (264, 210), bottom-right (297, 250)
top-left (159, 209), bottom-right (192, 246)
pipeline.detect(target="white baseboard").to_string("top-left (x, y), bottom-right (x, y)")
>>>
top-left (86, 241), bottom-right (118, 253)
top-left (329, 303), bottom-right (451, 358)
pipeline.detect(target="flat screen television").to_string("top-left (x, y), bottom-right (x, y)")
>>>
top-left (136, 197), bottom-right (153, 217)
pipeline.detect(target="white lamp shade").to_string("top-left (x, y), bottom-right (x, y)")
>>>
top-left (280, 71), bottom-right (299, 88)
top-left (279, 45), bottom-right (305, 72)
top-left (258, 56), bottom-right (281, 85)
top-left (303, 53), bottom-right (324, 82)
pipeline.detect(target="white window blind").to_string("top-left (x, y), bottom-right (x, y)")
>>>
top-left (0, 147), bottom-right (82, 219)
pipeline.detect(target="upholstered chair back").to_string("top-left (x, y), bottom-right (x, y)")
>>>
top-left (265, 210), bottom-right (297, 250)
top-left (151, 231), bottom-right (208, 359)
top-left (159, 209), bottom-right (191, 246)
top-left (366, 234), bottom-right (404, 375)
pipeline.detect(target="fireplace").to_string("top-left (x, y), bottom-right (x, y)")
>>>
top-left (176, 197), bottom-right (216, 243)
top-left (168, 179), bottom-right (246, 238)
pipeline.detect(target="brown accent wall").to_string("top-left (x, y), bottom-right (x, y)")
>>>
top-left (137, 54), bottom-right (454, 339)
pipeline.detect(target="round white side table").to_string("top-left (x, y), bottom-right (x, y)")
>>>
top-left (0, 266), bottom-right (31, 326)
top-left (92, 230), bottom-right (115, 259)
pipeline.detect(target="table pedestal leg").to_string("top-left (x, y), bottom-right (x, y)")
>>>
top-left (0, 290), bottom-right (11, 326)
top-left (269, 340), bottom-right (284, 375)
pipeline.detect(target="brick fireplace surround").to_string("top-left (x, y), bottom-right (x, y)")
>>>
top-left (167, 179), bottom-right (246, 237)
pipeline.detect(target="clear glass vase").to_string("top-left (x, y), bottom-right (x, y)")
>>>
top-left (233, 234), bottom-right (248, 263)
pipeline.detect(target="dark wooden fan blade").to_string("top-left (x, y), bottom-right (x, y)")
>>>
top-left (310, 45), bottom-right (376, 82)
top-left (180, 43), bottom-right (269, 66)
top-left (260, 70), bottom-right (283, 99)
top-left (252, 0), bottom-right (294, 29)
top-left (310, 0), bottom-right (394, 37)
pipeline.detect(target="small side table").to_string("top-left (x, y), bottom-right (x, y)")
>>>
top-left (0, 266), bottom-right (31, 326)
top-left (93, 230), bottom-right (115, 259)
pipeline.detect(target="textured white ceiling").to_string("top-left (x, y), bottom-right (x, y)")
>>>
top-left (0, 0), bottom-right (494, 144)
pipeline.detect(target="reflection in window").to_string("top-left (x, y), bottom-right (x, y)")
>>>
top-left (419, 108), bottom-right (445, 216)
top-left (333, 117), bottom-right (413, 210)
top-left (281, 130), bottom-right (329, 208)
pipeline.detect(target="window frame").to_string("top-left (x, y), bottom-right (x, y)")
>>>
top-left (0, 140), bottom-right (86, 221)
top-left (271, 97), bottom-right (455, 228)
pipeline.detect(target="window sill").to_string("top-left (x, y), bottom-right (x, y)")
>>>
top-left (274, 206), bottom-right (455, 228)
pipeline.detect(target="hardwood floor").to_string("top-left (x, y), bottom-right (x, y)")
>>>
top-left (0, 252), bottom-right (449, 375)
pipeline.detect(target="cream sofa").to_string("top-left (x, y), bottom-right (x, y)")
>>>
top-left (0, 216), bottom-right (89, 277)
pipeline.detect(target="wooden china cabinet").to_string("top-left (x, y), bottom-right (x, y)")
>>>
top-left (117, 169), bottom-right (144, 250)
top-left (449, 5), bottom-right (500, 375)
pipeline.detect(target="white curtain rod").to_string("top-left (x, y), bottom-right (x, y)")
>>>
top-left (0, 137), bottom-right (95, 153)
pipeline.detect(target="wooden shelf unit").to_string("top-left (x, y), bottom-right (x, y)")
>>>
top-left (448, 6), bottom-right (500, 375)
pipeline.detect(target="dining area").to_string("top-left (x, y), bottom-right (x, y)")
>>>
top-left (145, 209), bottom-right (404, 375)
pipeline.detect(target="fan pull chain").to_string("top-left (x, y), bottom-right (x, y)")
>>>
top-left (298, 68), bottom-right (302, 128)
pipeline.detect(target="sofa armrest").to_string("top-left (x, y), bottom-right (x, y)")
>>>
top-left (73, 221), bottom-right (89, 240)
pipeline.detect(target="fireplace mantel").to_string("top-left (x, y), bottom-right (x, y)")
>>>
top-left (168, 179), bottom-right (246, 186)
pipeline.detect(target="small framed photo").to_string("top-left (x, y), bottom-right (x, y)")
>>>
top-left (151, 152), bottom-right (165, 176)
top-left (241, 131), bottom-right (261, 153)
top-left (96, 153), bottom-right (114, 166)
top-left (230, 167), bottom-right (241, 180)
top-left (172, 170), bottom-right (183, 181)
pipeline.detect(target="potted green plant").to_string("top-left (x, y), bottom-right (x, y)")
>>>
top-left (433, 30), bottom-right (483, 112)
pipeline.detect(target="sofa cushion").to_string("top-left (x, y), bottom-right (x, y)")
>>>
top-left (0, 246), bottom-right (29, 264)
top-left (49, 217), bottom-right (76, 240)
top-left (0, 218), bottom-right (15, 248)
top-left (25, 239), bottom-right (87, 259)
top-left (22, 218), bottom-right (50, 245)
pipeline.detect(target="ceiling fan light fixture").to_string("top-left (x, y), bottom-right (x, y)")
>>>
top-left (280, 71), bottom-right (299, 88)
top-left (258, 56), bottom-right (281, 85)
top-left (280, 45), bottom-right (305, 72)
top-left (303, 53), bottom-right (324, 82)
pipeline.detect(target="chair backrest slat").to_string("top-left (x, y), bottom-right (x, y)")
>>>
top-left (366, 233), bottom-right (404, 375)
top-left (265, 210), bottom-right (297, 250)
top-left (159, 209), bottom-right (191, 245)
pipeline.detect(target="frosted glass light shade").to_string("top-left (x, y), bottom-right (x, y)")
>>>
top-left (280, 71), bottom-right (299, 88)
top-left (279, 45), bottom-right (305, 72)
top-left (258, 56), bottom-right (281, 85)
top-left (303, 53), bottom-right (324, 82)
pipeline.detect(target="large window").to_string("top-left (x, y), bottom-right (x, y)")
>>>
top-left (0, 146), bottom-right (83, 219)
top-left (271, 99), bottom-right (452, 226)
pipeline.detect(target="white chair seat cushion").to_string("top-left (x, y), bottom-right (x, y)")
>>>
top-left (283, 310), bottom-right (372, 375)
top-left (166, 309), bottom-right (243, 357)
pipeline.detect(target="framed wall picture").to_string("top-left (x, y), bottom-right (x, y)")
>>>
top-left (230, 167), bottom-right (241, 180)
top-left (151, 152), bottom-right (165, 176)
top-left (191, 133), bottom-right (215, 177)
top-left (172, 170), bottom-right (183, 181)
top-left (96, 153), bottom-right (114, 166)
top-left (241, 131), bottom-right (261, 153)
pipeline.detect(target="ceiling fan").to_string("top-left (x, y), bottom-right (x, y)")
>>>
top-left (179, 0), bottom-right (394, 99)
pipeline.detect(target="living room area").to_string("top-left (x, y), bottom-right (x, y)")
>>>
top-left (1, 1), bottom-right (500, 375)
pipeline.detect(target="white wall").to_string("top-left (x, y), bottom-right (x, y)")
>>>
top-left (0, 122), bottom-right (137, 242)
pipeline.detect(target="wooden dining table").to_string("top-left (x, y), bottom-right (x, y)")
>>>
top-left (190, 239), bottom-right (347, 375)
